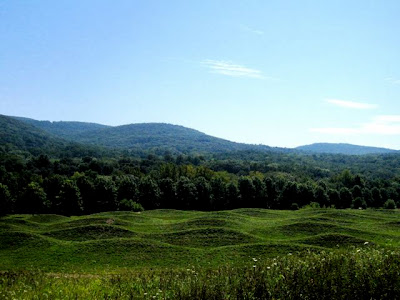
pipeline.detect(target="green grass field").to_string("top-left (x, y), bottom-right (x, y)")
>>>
top-left (1, 208), bottom-right (400, 299)
top-left (1, 208), bottom-right (399, 272)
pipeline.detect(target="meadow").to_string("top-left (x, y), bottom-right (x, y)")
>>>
top-left (1, 208), bottom-right (400, 299)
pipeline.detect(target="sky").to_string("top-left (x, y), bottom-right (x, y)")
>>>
top-left (1, 0), bottom-right (400, 149)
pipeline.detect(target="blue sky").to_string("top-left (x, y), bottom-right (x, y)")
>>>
top-left (1, 0), bottom-right (400, 149)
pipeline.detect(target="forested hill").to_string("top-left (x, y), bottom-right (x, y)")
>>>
top-left (0, 114), bottom-right (68, 154)
top-left (12, 116), bottom-right (282, 154)
top-left (68, 123), bottom-right (278, 154)
top-left (6, 115), bottom-right (398, 156)
top-left (0, 115), bottom-right (105, 157)
top-left (12, 116), bottom-right (111, 140)
top-left (296, 143), bottom-right (397, 155)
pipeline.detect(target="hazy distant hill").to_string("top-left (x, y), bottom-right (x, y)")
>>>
top-left (0, 115), bottom-right (104, 157)
top-left (0, 115), bottom-right (69, 154)
top-left (12, 116), bottom-right (110, 139)
top-left (9, 115), bottom-right (396, 156)
top-left (10, 116), bottom-right (284, 154)
top-left (61, 123), bottom-right (276, 154)
top-left (296, 143), bottom-right (397, 155)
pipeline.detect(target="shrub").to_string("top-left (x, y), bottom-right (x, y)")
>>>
top-left (352, 197), bottom-right (367, 209)
top-left (384, 199), bottom-right (397, 209)
top-left (303, 202), bottom-right (321, 209)
top-left (119, 199), bottom-right (144, 212)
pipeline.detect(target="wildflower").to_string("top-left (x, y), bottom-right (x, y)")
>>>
top-left (253, 265), bottom-right (256, 268)
top-left (267, 266), bottom-right (271, 270)
top-left (364, 242), bottom-right (369, 245)
top-left (357, 249), bottom-right (361, 253)
top-left (252, 258), bottom-right (258, 262)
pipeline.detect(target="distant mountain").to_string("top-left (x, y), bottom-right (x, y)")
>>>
top-left (11, 116), bottom-right (282, 154)
top-left (296, 143), bottom-right (397, 155)
top-left (0, 114), bottom-right (68, 153)
top-left (43, 122), bottom-right (276, 154)
top-left (12, 116), bottom-right (110, 140)
top-left (11, 115), bottom-right (395, 156)
top-left (0, 115), bottom-right (103, 157)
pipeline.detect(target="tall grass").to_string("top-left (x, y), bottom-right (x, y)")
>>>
top-left (1, 248), bottom-right (399, 299)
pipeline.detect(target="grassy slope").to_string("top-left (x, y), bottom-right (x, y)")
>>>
top-left (0, 209), bottom-right (399, 273)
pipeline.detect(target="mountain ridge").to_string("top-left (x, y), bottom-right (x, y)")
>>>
top-left (296, 143), bottom-right (397, 155)
top-left (4, 115), bottom-right (398, 156)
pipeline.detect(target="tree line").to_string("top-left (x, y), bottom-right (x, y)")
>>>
top-left (1, 153), bottom-right (399, 216)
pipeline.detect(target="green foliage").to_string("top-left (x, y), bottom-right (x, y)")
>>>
top-left (352, 197), bottom-right (367, 209)
top-left (0, 183), bottom-right (12, 216)
top-left (21, 182), bottom-right (49, 214)
top-left (303, 202), bottom-right (321, 209)
top-left (384, 199), bottom-right (397, 209)
top-left (119, 199), bottom-right (144, 212)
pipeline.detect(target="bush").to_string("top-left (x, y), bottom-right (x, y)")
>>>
top-left (119, 199), bottom-right (144, 212)
top-left (384, 199), bottom-right (397, 209)
top-left (303, 202), bottom-right (321, 209)
top-left (290, 203), bottom-right (299, 210)
top-left (352, 197), bottom-right (367, 209)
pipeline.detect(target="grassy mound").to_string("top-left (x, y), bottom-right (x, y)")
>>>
top-left (28, 214), bottom-right (69, 224)
top-left (0, 208), bottom-right (399, 272)
top-left (44, 225), bottom-right (137, 241)
top-left (148, 228), bottom-right (259, 248)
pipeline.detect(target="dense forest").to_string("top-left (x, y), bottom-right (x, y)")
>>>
top-left (1, 114), bottom-right (399, 216)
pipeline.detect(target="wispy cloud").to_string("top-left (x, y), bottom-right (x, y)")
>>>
top-left (325, 99), bottom-right (378, 110)
top-left (385, 77), bottom-right (400, 85)
top-left (311, 115), bottom-right (400, 135)
top-left (240, 25), bottom-right (264, 35)
top-left (202, 60), bottom-right (265, 79)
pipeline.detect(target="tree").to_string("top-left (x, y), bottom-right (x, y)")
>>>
top-left (138, 176), bottom-right (160, 209)
top-left (371, 187), bottom-right (382, 208)
top-left (43, 175), bottom-right (65, 213)
top-left (252, 177), bottom-right (266, 208)
top-left (339, 187), bottom-right (353, 209)
top-left (280, 181), bottom-right (298, 209)
top-left (264, 177), bottom-right (279, 208)
top-left (352, 197), bottom-right (367, 209)
top-left (194, 177), bottom-right (211, 210)
top-left (116, 175), bottom-right (139, 202)
top-left (159, 178), bottom-right (176, 209)
top-left (226, 182), bottom-right (239, 209)
top-left (176, 176), bottom-right (197, 209)
top-left (327, 189), bottom-right (340, 208)
top-left (59, 179), bottom-right (82, 216)
top-left (351, 185), bottom-right (363, 200)
top-left (76, 174), bottom-right (96, 214)
top-left (0, 183), bottom-right (12, 216)
top-left (94, 177), bottom-right (117, 212)
top-left (297, 183), bottom-right (314, 207)
top-left (210, 177), bottom-right (226, 210)
top-left (21, 182), bottom-right (49, 214)
top-left (238, 177), bottom-right (255, 207)
top-left (314, 186), bottom-right (329, 207)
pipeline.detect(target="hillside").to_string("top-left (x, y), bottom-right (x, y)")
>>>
top-left (0, 114), bottom-right (105, 157)
top-left (296, 143), bottom-right (397, 155)
top-left (12, 116), bottom-right (110, 140)
top-left (0, 114), bottom-right (69, 155)
top-left (70, 123), bottom-right (276, 154)
top-left (12, 116), bottom-right (279, 154)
